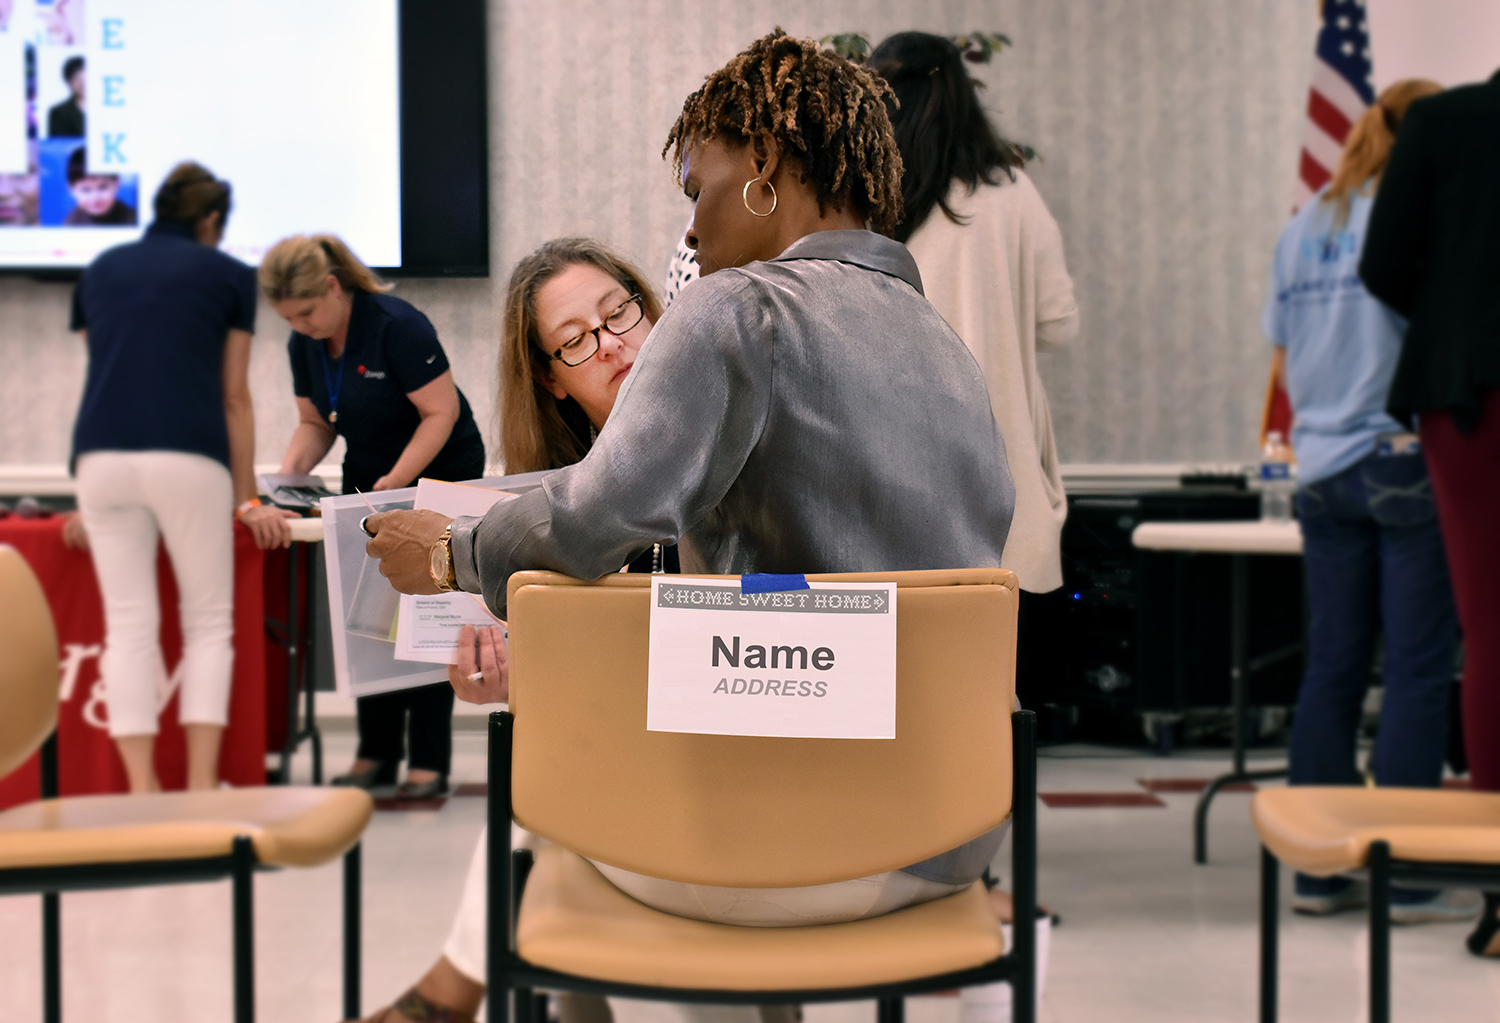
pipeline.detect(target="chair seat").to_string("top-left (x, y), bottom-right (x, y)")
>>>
top-left (516, 845), bottom-right (1006, 991)
top-left (1252, 786), bottom-right (1500, 877)
top-left (0, 787), bottom-right (373, 871)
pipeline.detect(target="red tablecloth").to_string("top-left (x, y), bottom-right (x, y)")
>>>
top-left (0, 517), bottom-right (268, 808)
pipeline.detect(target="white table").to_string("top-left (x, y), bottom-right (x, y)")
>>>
top-left (273, 515), bottom-right (327, 784)
top-left (1131, 520), bottom-right (1303, 557)
top-left (287, 516), bottom-right (326, 544)
top-left (1132, 519), bottom-right (1304, 863)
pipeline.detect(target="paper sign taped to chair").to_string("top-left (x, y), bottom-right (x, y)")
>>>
top-left (647, 577), bottom-right (897, 739)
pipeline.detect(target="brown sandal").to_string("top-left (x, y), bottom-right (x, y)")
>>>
top-left (1466, 893), bottom-right (1500, 957)
top-left (352, 988), bottom-right (477, 1023)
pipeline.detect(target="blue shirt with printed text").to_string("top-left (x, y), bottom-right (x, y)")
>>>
top-left (1262, 187), bottom-right (1405, 485)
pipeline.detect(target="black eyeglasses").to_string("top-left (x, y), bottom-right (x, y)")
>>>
top-left (548, 294), bottom-right (645, 366)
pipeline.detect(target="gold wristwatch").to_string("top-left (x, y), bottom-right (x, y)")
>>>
top-left (429, 527), bottom-right (457, 592)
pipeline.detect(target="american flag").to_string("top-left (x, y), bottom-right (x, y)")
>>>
top-left (1293, 0), bottom-right (1376, 210)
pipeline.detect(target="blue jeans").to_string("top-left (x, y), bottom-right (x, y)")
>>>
top-left (1290, 451), bottom-right (1458, 899)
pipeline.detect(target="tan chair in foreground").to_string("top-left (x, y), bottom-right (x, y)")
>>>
top-left (0, 545), bottom-right (374, 1023)
top-left (1253, 785), bottom-right (1500, 1023)
top-left (486, 569), bottom-right (1038, 1023)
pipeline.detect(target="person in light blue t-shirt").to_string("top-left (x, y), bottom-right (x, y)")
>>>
top-left (1263, 190), bottom-right (1406, 487)
top-left (1261, 79), bottom-right (1466, 923)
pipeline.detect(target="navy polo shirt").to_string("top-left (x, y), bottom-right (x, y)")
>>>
top-left (288, 290), bottom-right (486, 493)
top-left (70, 220), bottom-right (258, 470)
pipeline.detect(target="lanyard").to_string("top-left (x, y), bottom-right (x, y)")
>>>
top-left (319, 345), bottom-right (345, 424)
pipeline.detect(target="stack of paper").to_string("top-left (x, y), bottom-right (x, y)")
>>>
top-left (393, 479), bottom-right (519, 663)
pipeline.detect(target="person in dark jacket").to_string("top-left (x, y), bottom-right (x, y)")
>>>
top-left (1360, 69), bottom-right (1500, 957)
top-left (48, 55), bottom-right (85, 138)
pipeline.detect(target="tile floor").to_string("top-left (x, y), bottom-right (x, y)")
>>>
top-left (2, 731), bottom-right (1495, 1023)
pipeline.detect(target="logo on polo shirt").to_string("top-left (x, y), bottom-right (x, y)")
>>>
top-left (356, 364), bottom-right (387, 379)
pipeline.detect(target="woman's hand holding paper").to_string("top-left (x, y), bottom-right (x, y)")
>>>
top-left (448, 624), bottom-right (509, 704)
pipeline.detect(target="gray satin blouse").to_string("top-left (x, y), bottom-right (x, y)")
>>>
top-left (452, 229), bottom-right (1016, 884)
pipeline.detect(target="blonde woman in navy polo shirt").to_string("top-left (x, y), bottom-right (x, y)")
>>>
top-left (71, 162), bottom-right (298, 794)
top-left (261, 234), bottom-right (485, 799)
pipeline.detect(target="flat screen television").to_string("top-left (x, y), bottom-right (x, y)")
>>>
top-left (0, 0), bottom-right (488, 276)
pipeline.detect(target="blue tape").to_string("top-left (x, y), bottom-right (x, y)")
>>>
top-left (740, 573), bottom-right (810, 594)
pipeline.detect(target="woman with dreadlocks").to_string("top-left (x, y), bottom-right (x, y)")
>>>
top-left (372, 25), bottom-right (1012, 665)
top-left (358, 30), bottom-right (1015, 1018)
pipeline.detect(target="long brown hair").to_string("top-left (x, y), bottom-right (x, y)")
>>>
top-left (258, 234), bottom-right (391, 301)
top-left (1323, 78), bottom-right (1441, 225)
top-left (500, 238), bottom-right (663, 473)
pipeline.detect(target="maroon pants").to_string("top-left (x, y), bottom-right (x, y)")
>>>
top-left (1421, 388), bottom-right (1500, 791)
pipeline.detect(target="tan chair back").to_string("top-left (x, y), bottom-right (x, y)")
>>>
top-left (506, 568), bottom-right (1018, 889)
top-left (0, 546), bottom-right (60, 779)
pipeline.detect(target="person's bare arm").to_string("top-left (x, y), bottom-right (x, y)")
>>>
top-left (372, 370), bottom-right (462, 490)
top-left (223, 329), bottom-right (259, 506)
top-left (223, 329), bottom-right (296, 548)
top-left (280, 397), bottom-right (338, 475)
top-left (61, 512), bottom-right (89, 550)
top-left (67, 329), bottom-right (91, 550)
top-left (1270, 346), bottom-right (1287, 392)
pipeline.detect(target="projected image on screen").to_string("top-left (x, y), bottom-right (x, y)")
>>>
top-left (0, 0), bottom-right (401, 269)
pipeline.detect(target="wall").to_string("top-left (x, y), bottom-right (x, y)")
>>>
top-left (0, 0), bottom-right (1318, 473)
top-left (1369, 0), bottom-right (1500, 89)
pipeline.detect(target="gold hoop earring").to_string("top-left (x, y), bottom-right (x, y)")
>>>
top-left (742, 178), bottom-right (777, 217)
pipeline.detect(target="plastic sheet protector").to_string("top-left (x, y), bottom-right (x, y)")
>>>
top-left (320, 470), bottom-right (549, 697)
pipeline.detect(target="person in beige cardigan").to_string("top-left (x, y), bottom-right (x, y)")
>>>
top-left (872, 32), bottom-right (1079, 594)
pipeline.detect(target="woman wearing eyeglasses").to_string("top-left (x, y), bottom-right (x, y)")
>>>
top-left (493, 236), bottom-right (678, 573)
top-left (348, 237), bottom-right (679, 1023)
top-left (261, 233), bottom-right (486, 800)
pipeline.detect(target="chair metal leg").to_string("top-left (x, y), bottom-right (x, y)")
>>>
top-left (42, 891), bottom-right (60, 1023)
top-left (309, 693), bottom-right (325, 785)
top-left (515, 985), bottom-right (535, 1023)
top-left (280, 541), bottom-right (302, 785)
top-left (876, 997), bottom-right (904, 1023)
top-left (1369, 841), bottom-right (1391, 1023)
top-left (343, 842), bottom-right (362, 1021)
top-left (232, 835), bottom-right (255, 1023)
top-left (1260, 847), bottom-right (1278, 1023)
top-left (1011, 710), bottom-right (1038, 1023)
top-left (488, 712), bottom-right (516, 1023)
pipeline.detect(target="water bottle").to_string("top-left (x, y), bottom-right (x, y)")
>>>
top-left (1257, 431), bottom-right (1296, 521)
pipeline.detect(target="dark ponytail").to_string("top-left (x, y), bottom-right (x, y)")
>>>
top-left (869, 32), bottom-right (1025, 243)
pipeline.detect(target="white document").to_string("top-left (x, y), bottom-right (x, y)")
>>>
top-left (646, 578), bottom-right (898, 739)
top-left (392, 479), bottom-right (519, 664)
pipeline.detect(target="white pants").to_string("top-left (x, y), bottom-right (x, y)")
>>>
top-left (75, 452), bottom-right (235, 737)
top-left (444, 826), bottom-right (963, 976)
top-left (591, 862), bottom-right (964, 928)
